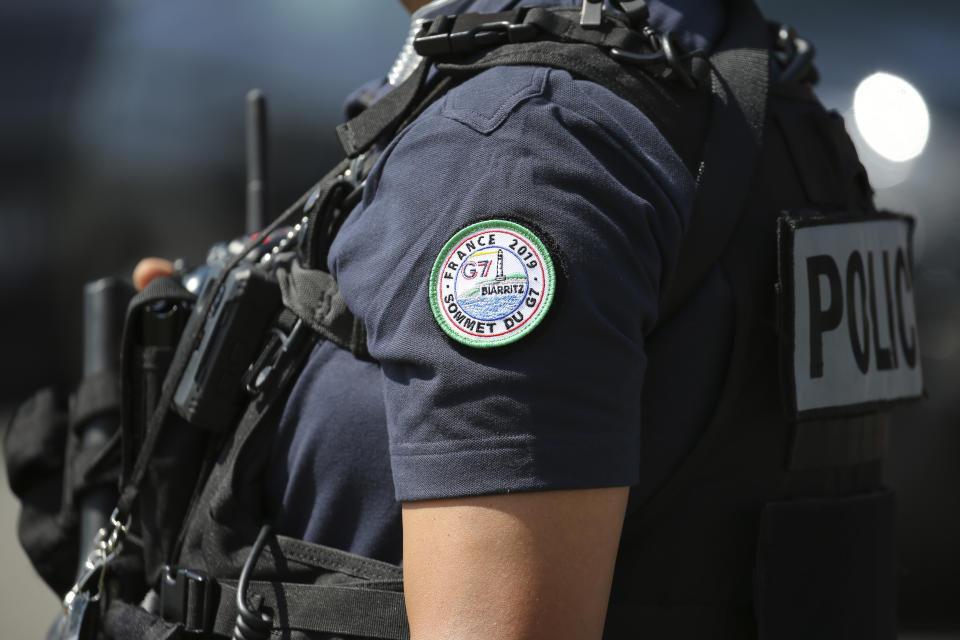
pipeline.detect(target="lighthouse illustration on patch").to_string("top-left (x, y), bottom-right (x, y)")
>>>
top-left (430, 219), bottom-right (556, 347)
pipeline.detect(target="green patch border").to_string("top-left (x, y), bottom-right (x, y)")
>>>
top-left (429, 219), bottom-right (556, 348)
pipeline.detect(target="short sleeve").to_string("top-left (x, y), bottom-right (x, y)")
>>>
top-left (329, 66), bottom-right (695, 501)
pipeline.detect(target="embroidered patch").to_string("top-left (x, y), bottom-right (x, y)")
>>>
top-left (430, 219), bottom-right (556, 348)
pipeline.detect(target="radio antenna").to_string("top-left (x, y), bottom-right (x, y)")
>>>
top-left (245, 89), bottom-right (268, 234)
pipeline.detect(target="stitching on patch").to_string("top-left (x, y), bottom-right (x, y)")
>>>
top-left (429, 219), bottom-right (556, 348)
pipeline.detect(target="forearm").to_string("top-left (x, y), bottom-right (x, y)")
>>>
top-left (402, 487), bottom-right (629, 640)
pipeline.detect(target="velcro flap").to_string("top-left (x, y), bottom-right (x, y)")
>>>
top-left (756, 490), bottom-right (897, 640)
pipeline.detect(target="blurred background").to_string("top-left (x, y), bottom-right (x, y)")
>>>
top-left (0, 0), bottom-right (956, 637)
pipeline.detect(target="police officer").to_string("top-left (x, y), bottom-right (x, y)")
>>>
top-left (25, 0), bottom-right (918, 638)
top-left (134, 1), bottom-right (725, 637)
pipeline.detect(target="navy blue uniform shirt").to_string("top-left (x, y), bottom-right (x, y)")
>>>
top-left (268, 0), bottom-right (734, 565)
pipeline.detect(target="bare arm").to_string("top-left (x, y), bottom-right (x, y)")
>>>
top-left (402, 487), bottom-right (629, 640)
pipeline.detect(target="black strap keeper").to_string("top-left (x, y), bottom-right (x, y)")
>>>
top-left (160, 565), bottom-right (220, 634)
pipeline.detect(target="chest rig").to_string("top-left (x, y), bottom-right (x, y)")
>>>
top-left (65, 1), bottom-right (913, 639)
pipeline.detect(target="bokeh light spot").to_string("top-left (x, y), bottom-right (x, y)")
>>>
top-left (853, 72), bottom-right (930, 163)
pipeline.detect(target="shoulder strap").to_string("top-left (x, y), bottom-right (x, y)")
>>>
top-left (335, 7), bottom-right (711, 172)
top-left (277, 261), bottom-right (371, 360)
top-left (433, 38), bottom-right (711, 174)
top-left (337, 61), bottom-right (432, 159)
top-left (656, 0), bottom-right (771, 323)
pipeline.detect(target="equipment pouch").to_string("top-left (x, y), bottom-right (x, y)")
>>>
top-left (120, 275), bottom-right (195, 481)
top-left (4, 387), bottom-right (77, 593)
top-left (120, 276), bottom-right (209, 582)
top-left (755, 488), bottom-right (896, 640)
top-left (172, 265), bottom-right (282, 432)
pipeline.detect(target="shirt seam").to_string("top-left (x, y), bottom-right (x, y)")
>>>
top-left (440, 66), bottom-right (550, 134)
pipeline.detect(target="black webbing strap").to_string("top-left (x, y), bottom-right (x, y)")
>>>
top-left (277, 261), bottom-right (371, 360)
top-left (337, 60), bottom-right (430, 159)
top-left (414, 8), bottom-right (654, 60)
top-left (213, 580), bottom-right (409, 640)
top-left (523, 7), bottom-right (648, 50)
top-left (433, 38), bottom-right (709, 174)
top-left (656, 0), bottom-right (771, 323)
top-left (336, 6), bottom-right (709, 169)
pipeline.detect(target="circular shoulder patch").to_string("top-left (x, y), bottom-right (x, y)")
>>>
top-left (429, 219), bottom-right (556, 348)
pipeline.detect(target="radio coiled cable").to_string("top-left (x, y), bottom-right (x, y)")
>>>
top-left (233, 524), bottom-right (274, 640)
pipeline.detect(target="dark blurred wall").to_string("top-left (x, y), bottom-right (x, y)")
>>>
top-left (760, 0), bottom-right (960, 629)
top-left (0, 1), bottom-right (105, 401)
top-left (0, 0), bottom-right (408, 399)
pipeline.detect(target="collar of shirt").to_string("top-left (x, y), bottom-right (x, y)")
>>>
top-left (343, 0), bottom-right (725, 118)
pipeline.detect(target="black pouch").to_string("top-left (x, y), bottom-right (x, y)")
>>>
top-left (755, 489), bottom-right (896, 640)
top-left (4, 387), bottom-right (77, 593)
top-left (5, 373), bottom-right (127, 595)
top-left (120, 276), bottom-right (195, 482)
top-left (119, 276), bottom-right (210, 584)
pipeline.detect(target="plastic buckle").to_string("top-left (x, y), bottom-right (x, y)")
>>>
top-left (580, 0), bottom-right (603, 27)
top-left (613, 0), bottom-right (650, 25)
top-left (160, 565), bottom-right (219, 634)
top-left (414, 10), bottom-right (537, 57)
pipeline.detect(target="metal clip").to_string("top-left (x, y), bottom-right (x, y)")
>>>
top-left (57, 509), bottom-right (130, 638)
top-left (244, 319), bottom-right (307, 394)
top-left (62, 549), bottom-right (109, 615)
top-left (105, 508), bottom-right (131, 554)
top-left (62, 509), bottom-right (130, 612)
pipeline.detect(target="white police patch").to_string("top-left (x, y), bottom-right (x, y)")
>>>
top-left (430, 219), bottom-right (556, 348)
top-left (779, 211), bottom-right (923, 418)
